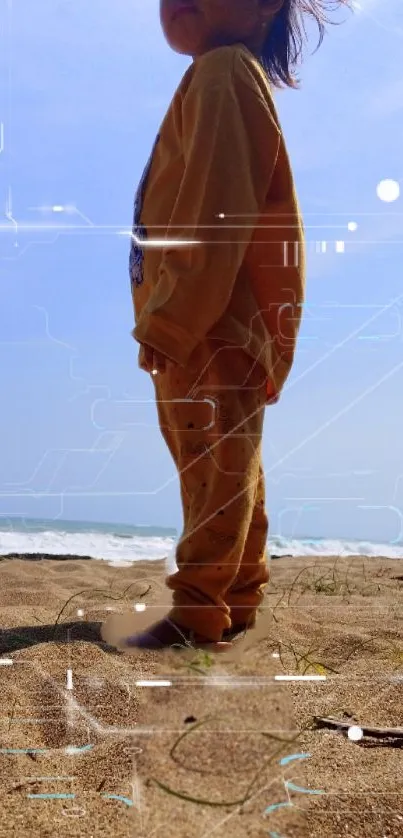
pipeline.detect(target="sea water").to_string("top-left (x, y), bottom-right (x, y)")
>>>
top-left (0, 517), bottom-right (402, 567)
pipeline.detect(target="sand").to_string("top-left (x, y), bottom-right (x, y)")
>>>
top-left (0, 552), bottom-right (402, 837)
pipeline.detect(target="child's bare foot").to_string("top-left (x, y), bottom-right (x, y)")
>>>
top-left (119, 616), bottom-right (232, 652)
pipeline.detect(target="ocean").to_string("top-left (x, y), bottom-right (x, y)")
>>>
top-left (0, 517), bottom-right (402, 566)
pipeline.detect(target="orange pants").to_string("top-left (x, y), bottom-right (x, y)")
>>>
top-left (152, 340), bottom-right (270, 642)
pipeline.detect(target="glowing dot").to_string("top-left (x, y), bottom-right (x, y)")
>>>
top-left (134, 603), bottom-right (146, 612)
top-left (347, 725), bottom-right (363, 741)
top-left (272, 652), bottom-right (280, 658)
top-left (218, 213), bottom-right (225, 218)
top-left (52, 205), bottom-right (64, 212)
top-left (76, 609), bottom-right (84, 617)
top-left (347, 222), bottom-right (357, 232)
top-left (151, 369), bottom-right (158, 376)
top-left (376, 179), bottom-right (400, 202)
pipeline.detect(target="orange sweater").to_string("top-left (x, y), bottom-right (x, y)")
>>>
top-left (129, 43), bottom-right (305, 402)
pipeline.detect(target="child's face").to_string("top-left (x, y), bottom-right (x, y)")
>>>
top-left (159, 0), bottom-right (281, 60)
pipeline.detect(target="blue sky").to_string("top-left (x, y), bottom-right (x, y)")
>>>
top-left (0, 0), bottom-right (402, 544)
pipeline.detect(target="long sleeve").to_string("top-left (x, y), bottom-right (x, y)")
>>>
top-left (133, 62), bottom-right (281, 367)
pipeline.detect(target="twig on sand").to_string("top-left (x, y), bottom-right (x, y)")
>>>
top-left (50, 580), bottom-right (151, 639)
top-left (7, 697), bottom-right (18, 732)
top-left (314, 716), bottom-right (403, 740)
top-left (148, 720), bottom-right (306, 809)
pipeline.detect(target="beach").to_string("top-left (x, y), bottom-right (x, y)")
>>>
top-left (0, 552), bottom-right (402, 837)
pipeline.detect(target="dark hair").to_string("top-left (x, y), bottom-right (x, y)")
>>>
top-left (260, 0), bottom-right (354, 89)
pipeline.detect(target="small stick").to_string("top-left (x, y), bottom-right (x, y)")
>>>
top-left (314, 716), bottom-right (403, 739)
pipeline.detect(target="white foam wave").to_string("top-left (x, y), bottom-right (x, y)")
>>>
top-left (0, 529), bottom-right (402, 564)
top-left (0, 529), bottom-right (174, 565)
top-left (269, 536), bottom-right (403, 560)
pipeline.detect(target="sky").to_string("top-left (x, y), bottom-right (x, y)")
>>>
top-left (0, 0), bottom-right (402, 544)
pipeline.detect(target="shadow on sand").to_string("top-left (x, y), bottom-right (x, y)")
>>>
top-left (0, 620), bottom-right (121, 656)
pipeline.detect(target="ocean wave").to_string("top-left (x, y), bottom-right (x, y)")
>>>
top-left (0, 527), bottom-right (402, 564)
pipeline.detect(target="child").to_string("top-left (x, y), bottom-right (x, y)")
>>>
top-left (123, 0), bottom-right (351, 651)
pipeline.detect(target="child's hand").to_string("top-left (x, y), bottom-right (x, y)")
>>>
top-left (141, 343), bottom-right (169, 374)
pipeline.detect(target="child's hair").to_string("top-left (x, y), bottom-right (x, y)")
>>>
top-left (261, 0), bottom-right (353, 89)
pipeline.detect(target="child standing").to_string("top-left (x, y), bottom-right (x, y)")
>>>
top-left (123, 0), bottom-right (351, 651)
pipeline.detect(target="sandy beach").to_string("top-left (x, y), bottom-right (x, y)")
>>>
top-left (0, 552), bottom-right (402, 837)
